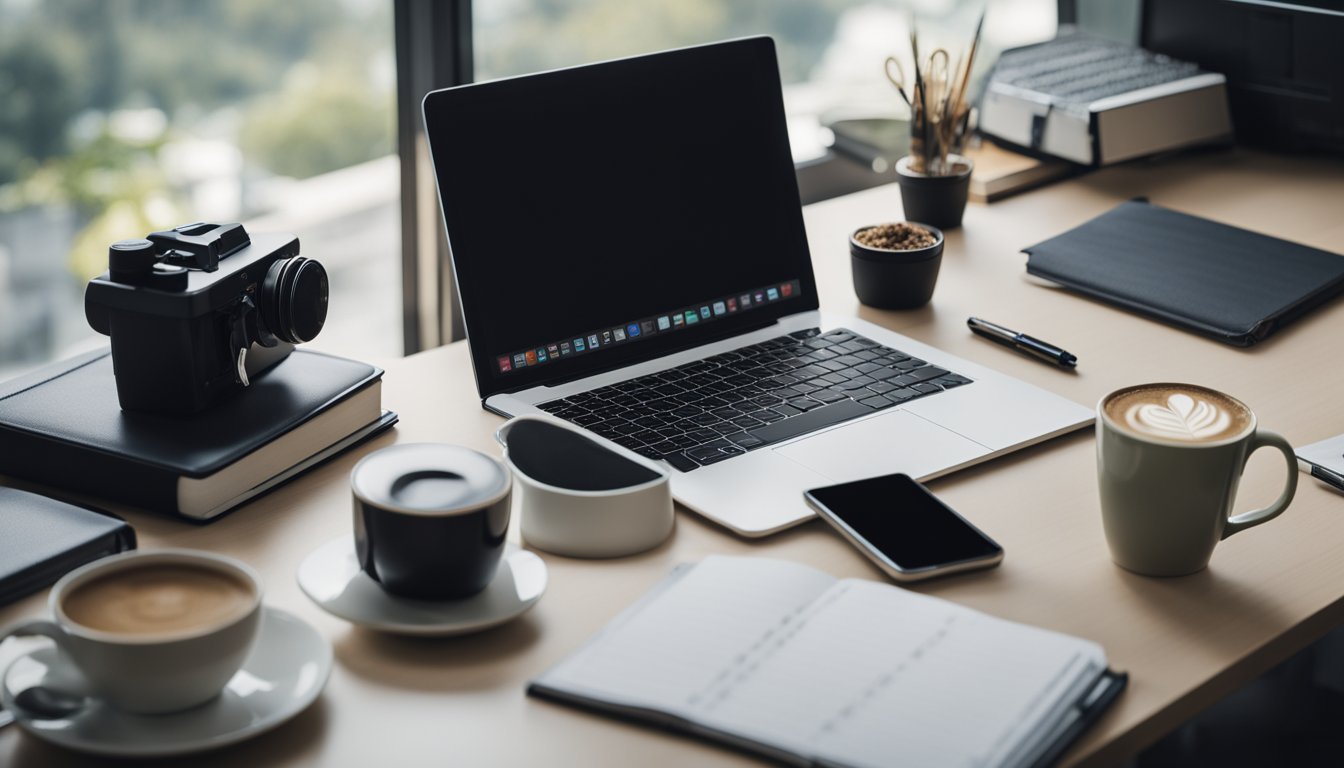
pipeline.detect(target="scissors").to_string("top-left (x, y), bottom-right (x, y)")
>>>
top-left (883, 56), bottom-right (913, 107)
top-left (923, 48), bottom-right (951, 121)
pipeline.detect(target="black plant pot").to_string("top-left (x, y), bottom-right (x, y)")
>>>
top-left (849, 224), bottom-right (944, 309)
top-left (895, 155), bottom-right (972, 229)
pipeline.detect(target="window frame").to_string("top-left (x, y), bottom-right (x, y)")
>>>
top-left (394, 0), bottom-right (473, 353)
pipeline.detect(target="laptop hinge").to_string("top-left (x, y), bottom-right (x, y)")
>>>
top-left (516, 316), bottom-right (784, 393)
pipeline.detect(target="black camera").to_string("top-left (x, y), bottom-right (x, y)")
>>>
top-left (85, 222), bottom-right (329, 415)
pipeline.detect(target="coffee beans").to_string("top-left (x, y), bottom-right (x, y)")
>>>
top-left (854, 222), bottom-right (936, 251)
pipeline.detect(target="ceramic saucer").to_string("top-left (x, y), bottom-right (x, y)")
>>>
top-left (297, 535), bottom-right (547, 636)
top-left (0, 606), bottom-right (331, 758)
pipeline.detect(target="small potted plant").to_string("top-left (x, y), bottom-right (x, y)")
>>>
top-left (849, 221), bottom-right (944, 309)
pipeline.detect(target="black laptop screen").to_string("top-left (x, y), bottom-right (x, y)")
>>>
top-left (423, 37), bottom-right (818, 399)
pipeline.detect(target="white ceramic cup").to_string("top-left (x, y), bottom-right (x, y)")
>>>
top-left (0, 549), bottom-right (263, 714)
top-left (497, 415), bottom-right (673, 558)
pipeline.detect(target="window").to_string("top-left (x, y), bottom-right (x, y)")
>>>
top-left (1, 1), bottom-right (1062, 377)
top-left (474, 0), bottom-right (1056, 162)
top-left (0, 1), bottom-right (398, 379)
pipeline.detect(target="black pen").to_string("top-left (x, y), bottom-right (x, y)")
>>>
top-left (967, 317), bottom-right (1077, 369)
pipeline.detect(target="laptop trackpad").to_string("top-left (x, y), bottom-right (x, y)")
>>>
top-left (774, 410), bottom-right (989, 482)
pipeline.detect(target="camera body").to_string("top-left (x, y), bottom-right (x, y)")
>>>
top-left (85, 222), bottom-right (329, 415)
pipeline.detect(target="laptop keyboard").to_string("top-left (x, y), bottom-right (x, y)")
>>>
top-left (536, 328), bottom-right (972, 471)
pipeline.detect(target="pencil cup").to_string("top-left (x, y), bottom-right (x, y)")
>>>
top-left (895, 155), bottom-right (972, 229)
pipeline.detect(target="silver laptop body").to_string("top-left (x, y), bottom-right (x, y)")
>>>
top-left (423, 37), bottom-right (1092, 537)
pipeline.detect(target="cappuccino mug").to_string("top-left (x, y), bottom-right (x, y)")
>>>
top-left (1096, 383), bottom-right (1298, 576)
top-left (0, 549), bottom-right (263, 713)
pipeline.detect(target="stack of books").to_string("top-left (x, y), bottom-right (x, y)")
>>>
top-left (964, 140), bottom-right (1077, 203)
top-left (825, 117), bottom-right (1076, 203)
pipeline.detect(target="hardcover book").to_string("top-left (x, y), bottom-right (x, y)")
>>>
top-left (0, 488), bottom-right (136, 606)
top-left (825, 118), bottom-right (1075, 203)
top-left (979, 33), bottom-right (1231, 166)
top-left (966, 140), bottom-right (1076, 203)
top-left (0, 349), bottom-right (397, 520)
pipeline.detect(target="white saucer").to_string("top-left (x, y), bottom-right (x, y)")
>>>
top-left (297, 535), bottom-right (547, 636)
top-left (1, 606), bottom-right (331, 758)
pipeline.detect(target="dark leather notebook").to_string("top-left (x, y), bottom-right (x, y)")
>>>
top-left (1023, 199), bottom-right (1344, 346)
top-left (0, 487), bottom-right (136, 606)
top-left (0, 349), bottom-right (396, 520)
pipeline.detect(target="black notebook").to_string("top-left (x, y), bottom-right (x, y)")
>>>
top-left (0, 349), bottom-right (397, 520)
top-left (0, 488), bottom-right (136, 606)
top-left (530, 557), bottom-right (1126, 768)
top-left (1023, 199), bottom-right (1344, 346)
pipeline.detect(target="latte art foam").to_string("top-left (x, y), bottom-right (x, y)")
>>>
top-left (1125, 394), bottom-right (1230, 440)
top-left (1104, 385), bottom-right (1251, 443)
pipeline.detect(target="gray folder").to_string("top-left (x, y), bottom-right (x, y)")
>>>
top-left (1024, 199), bottom-right (1344, 346)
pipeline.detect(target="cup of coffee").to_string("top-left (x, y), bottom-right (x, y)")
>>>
top-left (351, 443), bottom-right (512, 600)
top-left (0, 549), bottom-right (263, 714)
top-left (1096, 383), bottom-right (1298, 576)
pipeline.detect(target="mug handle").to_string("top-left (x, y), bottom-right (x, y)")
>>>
top-left (1223, 430), bottom-right (1298, 539)
top-left (0, 619), bottom-right (65, 647)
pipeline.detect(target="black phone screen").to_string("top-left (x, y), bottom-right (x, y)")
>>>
top-left (806, 474), bottom-right (1001, 570)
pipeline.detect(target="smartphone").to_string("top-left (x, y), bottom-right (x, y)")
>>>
top-left (804, 473), bottom-right (1003, 582)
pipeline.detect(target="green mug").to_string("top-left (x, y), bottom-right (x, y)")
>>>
top-left (1096, 383), bottom-right (1297, 577)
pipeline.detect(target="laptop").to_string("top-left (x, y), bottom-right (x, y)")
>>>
top-left (422, 37), bottom-right (1093, 537)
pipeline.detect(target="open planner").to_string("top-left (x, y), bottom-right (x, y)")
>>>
top-left (530, 557), bottom-right (1125, 768)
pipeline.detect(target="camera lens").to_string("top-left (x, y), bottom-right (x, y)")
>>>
top-left (261, 256), bottom-right (328, 343)
top-left (108, 239), bottom-right (157, 281)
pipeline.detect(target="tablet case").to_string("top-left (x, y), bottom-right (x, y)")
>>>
top-left (0, 487), bottom-right (136, 606)
top-left (1023, 199), bottom-right (1344, 346)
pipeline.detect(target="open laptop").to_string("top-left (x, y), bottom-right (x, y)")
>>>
top-left (422, 37), bottom-right (1092, 537)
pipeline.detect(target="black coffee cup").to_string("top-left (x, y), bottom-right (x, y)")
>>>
top-left (351, 443), bottom-right (511, 600)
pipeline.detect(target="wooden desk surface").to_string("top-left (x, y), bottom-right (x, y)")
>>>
top-left (4, 148), bottom-right (1344, 767)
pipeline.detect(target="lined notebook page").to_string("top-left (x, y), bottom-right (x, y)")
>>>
top-left (723, 580), bottom-right (1106, 768)
top-left (534, 557), bottom-right (1105, 767)
top-left (540, 556), bottom-right (836, 711)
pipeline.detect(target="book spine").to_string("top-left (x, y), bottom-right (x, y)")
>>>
top-left (3, 528), bottom-right (136, 605)
top-left (0, 425), bottom-right (179, 514)
top-left (829, 134), bottom-right (898, 173)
